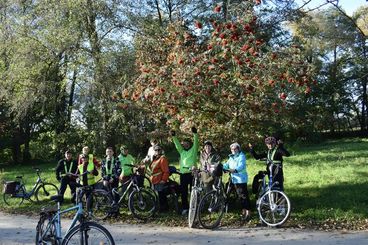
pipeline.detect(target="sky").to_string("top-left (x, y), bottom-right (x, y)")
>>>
top-left (296, 0), bottom-right (367, 15)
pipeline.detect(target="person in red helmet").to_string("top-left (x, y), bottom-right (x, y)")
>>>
top-left (249, 136), bottom-right (290, 191)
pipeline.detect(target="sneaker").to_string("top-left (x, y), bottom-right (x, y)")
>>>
top-left (181, 209), bottom-right (189, 216)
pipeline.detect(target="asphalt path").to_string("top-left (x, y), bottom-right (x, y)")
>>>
top-left (0, 211), bottom-right (367, 245)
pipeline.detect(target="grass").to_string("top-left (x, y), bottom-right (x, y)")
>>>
top-left (1, 138), bottom-right (368, 230)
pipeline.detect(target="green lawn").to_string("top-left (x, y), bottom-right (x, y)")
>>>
top-left (1, 138), bottom-right (368, 229)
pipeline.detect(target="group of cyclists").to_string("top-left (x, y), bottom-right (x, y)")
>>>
top-left (55, 126), bottom-right (290, 222)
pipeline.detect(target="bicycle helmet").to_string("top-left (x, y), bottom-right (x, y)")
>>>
top-left (264, 136), bottom-right (277, 146)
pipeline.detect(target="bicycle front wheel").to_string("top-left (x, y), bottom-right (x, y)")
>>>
top-left (3, 186), bottom-right (25, 206)
top-left (91, 189), bottom-right (113, 220)
top-left (61, 221), bottom-right (115, 245)
top-left (35, 213), bottom-right (57, 245)
top-left (197, 190), bottom-right (225, 229)
top-left (188, 189), bottom-right (198, 228)
top-left (257, 190), bottom-right (291, 227)
top-left (35, 183), bottom-right (59, 203)
top-left (128, 188), bottom-right (157, 220)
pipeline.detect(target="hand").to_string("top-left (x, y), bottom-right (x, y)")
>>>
top-left (248, 143), bottom-right (253, 149)
top-left (277, 139), bottom-right (283, 145)
top-left (170, 130), bottom-right (176, 136)
top-left (191, 127), bottom-right (197, 134)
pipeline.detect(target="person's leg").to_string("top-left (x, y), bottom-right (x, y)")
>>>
top-left (235, 183), bottom-right (251, 220)
top-left (68, 180), bottom-right (77, 204)
top-left (180, 173), bottom-right (193, 212)
top-left (59, 177), bottom-right (68, 203)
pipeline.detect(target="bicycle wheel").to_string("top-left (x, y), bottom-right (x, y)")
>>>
top-left (35, 213), bottom-right (57, 245)
top-left (198, 190), bottom-right (225, 229)
top-left (3, 186), bottom-right (25, 206)
top-left (128, 188), bottom-right (157, 220)
top-left (188, 188), bottom-right (198, 228)
top-left (61, 221), bottom-right (115, 245)
top-left (35, 183), bottom-right (59, 203)
top-left (257, 190), bottom-right (291, 227)
top-left (90, 189), bottom-right (113, 220)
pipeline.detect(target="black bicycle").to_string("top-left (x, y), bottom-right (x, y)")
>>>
top-left (94, 164), bottom-right (157, 221)
top-left (3, 167), bottom-right (59, 206)
top-left (197, 170), bottom-right (234, 229)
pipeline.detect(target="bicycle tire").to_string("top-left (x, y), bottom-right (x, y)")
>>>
top-left (3, 185), bottom-right (25, 206)
top-left (35, 213), bottom-right (57, 245)
top-left (128, 188), bottom-right (157, 220)
top-left (188, 189), bottom-right (198, 228)
top-left (61, 221), bottom-right (115, 245)
top-left (257, 190), bottom-right (291, 227)
top-left (90, 189), bottom-right (113, 221)
top-left (197, 190), bottom-right (225, 229)
top-left (35, 183), bottom-right (59, 203)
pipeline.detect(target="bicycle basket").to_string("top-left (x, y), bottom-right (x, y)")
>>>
top-left (3, 181), bottom-right (20, 194)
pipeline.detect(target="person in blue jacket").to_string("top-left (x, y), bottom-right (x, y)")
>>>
top-left (223, 142), bottom-right (251, 221)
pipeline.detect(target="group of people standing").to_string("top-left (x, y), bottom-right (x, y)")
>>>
top-left (55, 126), bottom-right (290, 221)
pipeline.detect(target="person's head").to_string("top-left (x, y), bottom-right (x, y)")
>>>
top-left (120, 145), bottom-right (129, 155)
top-left (82, 146), bottom-right (89, 155)
top-left (204, 140), bottom-right (213, 154)
top-left (150, 138), bottom-right (158, 146)
top-left (81, 155), bottom-right (88, 164)
top-left (230, 142), bottom-right (241, 154)
top-left (65, 150), bottom-right (72, 160)
top-left (106, 147), bottom-right (114, 158)
top-left (153, 145), bottom-right (163, 156)
top-left (264, 136), bottom-right (277, 149)
top-left (181, 138), bottom-right (192, 150)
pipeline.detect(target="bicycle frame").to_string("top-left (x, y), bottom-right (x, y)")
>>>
top-left (15, 170), bottom-right (45, 199)
top-left (114, 175), bottom-right (140, 205)
top-left (44, 202), bottom-right (84, 243)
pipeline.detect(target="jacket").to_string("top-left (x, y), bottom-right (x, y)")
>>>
top-left (223, 151), bottom-right (248, 184)
top-left (173, 133), bottom-right (199, 174)
top-left (149, 155), bottom-right (170, 185)
top-left (101, 157), bottom-right (122, 180)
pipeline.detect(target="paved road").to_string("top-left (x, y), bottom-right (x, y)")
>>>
top-left (0, 212), bottom-right (367, 245)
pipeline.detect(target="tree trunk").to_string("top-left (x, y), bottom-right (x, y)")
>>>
top-left (67, 69), bottom-right (77, 125)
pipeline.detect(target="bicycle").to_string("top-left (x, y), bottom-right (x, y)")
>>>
top-left (3, 167), bottom-right (59, 206)
top-left (35, 180), bottom-right (115, 245)
top-left (94, 164), bottom-right (157, 221)
top-left (255, 159), bottom-right (291, 227)
top-left (197, 170), bottom-right (233, 229)
top-left (188, 168), bottom-right (205, 228)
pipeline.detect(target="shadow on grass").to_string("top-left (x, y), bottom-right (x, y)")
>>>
top-left (288, 182), bottom-right (368, 220)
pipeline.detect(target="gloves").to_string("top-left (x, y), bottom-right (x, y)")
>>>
top-left (191, 127), bottom-right (197, 134)
top-left (170, 130), bottom-right (176, 136)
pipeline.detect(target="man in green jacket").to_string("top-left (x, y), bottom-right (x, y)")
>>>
top-left (171, 127), bottom-right (199, 215)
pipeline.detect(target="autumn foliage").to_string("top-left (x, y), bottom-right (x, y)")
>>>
top-left (125, 2), bottom-right (315, 145)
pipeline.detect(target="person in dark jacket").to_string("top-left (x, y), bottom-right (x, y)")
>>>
top-left (55, 150), bottom-right (78, 204)
top-left (249, 136), bottom-right (290, 191)
top-left (101, 147), bottom-right (121, 191)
